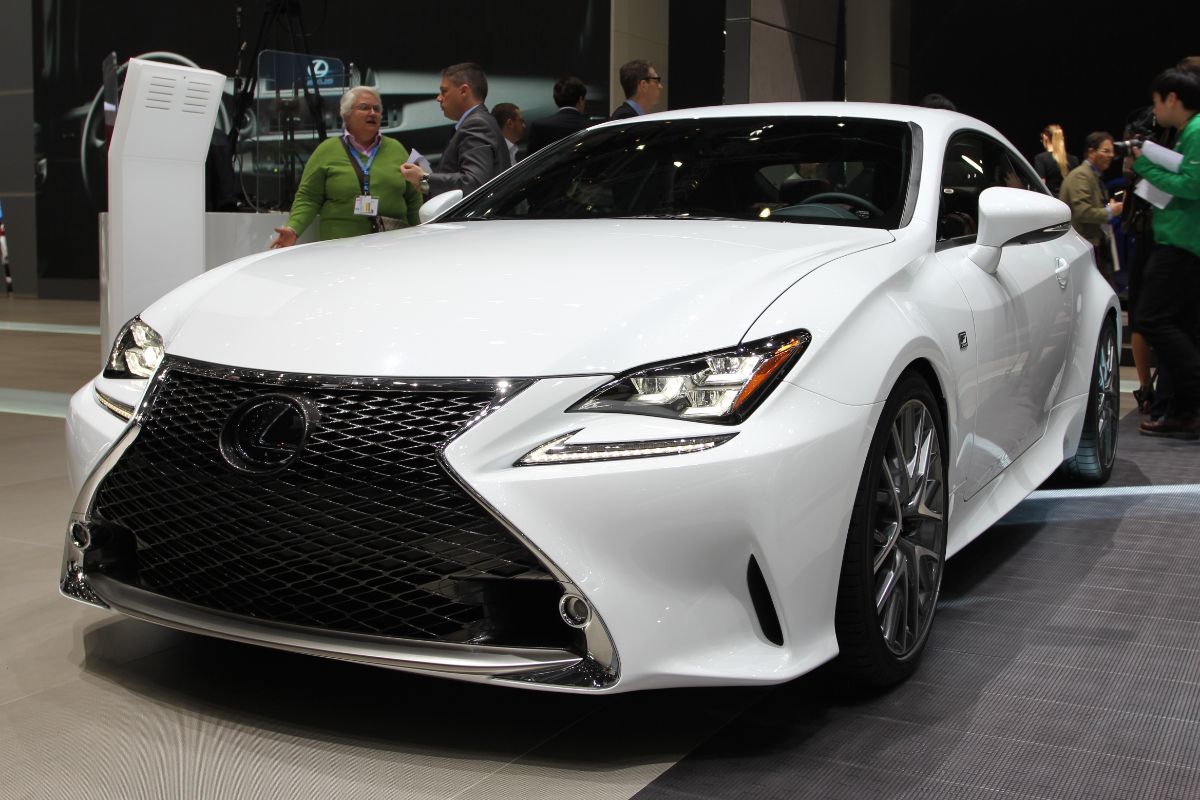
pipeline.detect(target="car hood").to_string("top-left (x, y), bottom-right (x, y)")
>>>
top-left (158, 219), bottom-right (892, 377)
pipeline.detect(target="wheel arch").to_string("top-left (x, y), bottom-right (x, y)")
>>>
top-left (904, 357), bottom-right (951, 447)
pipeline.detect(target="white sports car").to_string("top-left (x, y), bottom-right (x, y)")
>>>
top-left (62, 103), bottom-right (1119, 693)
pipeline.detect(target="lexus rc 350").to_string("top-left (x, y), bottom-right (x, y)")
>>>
top-left (61, 103), bottom-right (1119, 693)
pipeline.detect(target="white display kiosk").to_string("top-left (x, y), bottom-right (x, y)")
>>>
top-left (103, 58), bottom-right (225, 349)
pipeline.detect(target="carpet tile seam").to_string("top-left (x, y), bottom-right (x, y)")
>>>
top-left (904, 677), bottom-right (1200, 727)
top-left (991, 552), bottom-right (1200, 581)
top-left (733, 751), bottom-right (1061, 800)
top-left (927, 645), bottom-right (1200, 689)
top-left (939, 593), bottom-right (1200, 628)
top-left (990, 537), bottom-right (1200, 563)
top-left (843, 711), bottom-right (1200, 773)
top-left (954, 570), bottom-right (1200, 605)
top-left (931, 619), bottom-right (1200, 657)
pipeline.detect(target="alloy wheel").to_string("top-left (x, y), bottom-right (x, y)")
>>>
top-left (871, 399), bottom-right (946, 657)
top-left (1095, 327), bottom-right (1119, 472)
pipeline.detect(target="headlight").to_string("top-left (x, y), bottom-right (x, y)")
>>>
top-left (103, 317), bottom-right (164, 379)
top-left (571, 330), bottom-right (810, 424)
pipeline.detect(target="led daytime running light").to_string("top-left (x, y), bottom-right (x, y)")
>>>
top-left (94, 387), bottom-right (135, 421)
top-left (518, 431), bottom-right (737, 465)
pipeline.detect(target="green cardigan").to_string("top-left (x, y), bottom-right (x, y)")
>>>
top-left (286, 135), bottom-right (423, 240)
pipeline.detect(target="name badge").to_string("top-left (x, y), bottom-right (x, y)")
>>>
top-left (354, 196), bottom-right (379, 216)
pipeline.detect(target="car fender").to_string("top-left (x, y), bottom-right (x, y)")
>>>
top-left (745, 229), bottom-right (971, 474)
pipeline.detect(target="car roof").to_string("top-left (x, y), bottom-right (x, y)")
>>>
top-left (593, 101), bottom-right (997, 142)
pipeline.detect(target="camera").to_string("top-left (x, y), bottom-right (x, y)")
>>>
top-left (1113, 138), bottom-right (1143, 157)
top-left (1114, 106), bottom-right (1161, 157)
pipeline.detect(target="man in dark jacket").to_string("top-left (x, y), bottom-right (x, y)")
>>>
top-left (401, 63), bottom-right (511, 198)
top-left (1060, 131), bottom-right (1124, 284)
top-left (528, 76), bottom-right (592, 154)
top-left (610, 60), bottom-right (663, 120)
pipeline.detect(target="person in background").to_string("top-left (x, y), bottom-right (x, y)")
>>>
top-left (919, 93), bottom-right (957, 111)
top-left (1060, 131), bottom-right (1123, 286)
top-left (401, 62), bottom-right (510, 198)
top-left (1034, 124), bottom-right (1079, 197)
top-left (271, 86), bottom-right (421, 247)
top-left (528, 76), bottom-right (590, 154)
top-left (492, 102), bottom-right (525, 165)
top-left (610, 60), bottom-right (663, 120)
top-left (1132, 68), bottom-right (1200, 438)
top-left (1126, 57), bottom-right (1200, 417)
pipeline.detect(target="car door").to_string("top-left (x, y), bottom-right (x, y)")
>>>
top-left (935, 133), bottom-right (1076, 499)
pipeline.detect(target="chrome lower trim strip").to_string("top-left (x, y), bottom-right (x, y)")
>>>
top-left (88, 575), bottom-right (583, 676)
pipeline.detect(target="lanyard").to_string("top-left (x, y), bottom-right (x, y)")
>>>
top-left (342, 136), bottom-right (380, 194)
top-left (354, 142), bottom-right (380, 194)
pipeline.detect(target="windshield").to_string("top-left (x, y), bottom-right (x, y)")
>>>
top-left (445, 116), bottom-right (914, 228)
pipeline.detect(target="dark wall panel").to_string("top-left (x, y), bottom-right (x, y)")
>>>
top-left (909, 1), bottom-right (1198, 163)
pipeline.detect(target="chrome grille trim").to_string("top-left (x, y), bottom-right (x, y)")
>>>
top-left (61, 358), bottom-right (621, 689)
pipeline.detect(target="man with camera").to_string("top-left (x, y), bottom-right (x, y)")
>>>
top-left (1134, 67), bottom-right (1200, 438)
top-left (1061, 131), bottom-right (1124, 286)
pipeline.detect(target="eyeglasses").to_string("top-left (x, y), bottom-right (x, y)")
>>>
top-left (644, 76), bottom-right (663, 84)
top-left (353, 103), bottom-right (383, 113)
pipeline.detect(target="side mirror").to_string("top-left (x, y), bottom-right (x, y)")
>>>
top-left (968, 187), bottom-right (1072, 274)
top-left (418, 190), bottom-right (464, 224)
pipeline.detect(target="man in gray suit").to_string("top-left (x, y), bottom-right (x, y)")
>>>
top-left (401, 63), bottom-right (511, 198)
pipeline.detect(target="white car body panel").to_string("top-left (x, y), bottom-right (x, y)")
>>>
top-left (150, 220), bottom-right (891, 378)
top-left (63, 102), bottom-right (1120, 693)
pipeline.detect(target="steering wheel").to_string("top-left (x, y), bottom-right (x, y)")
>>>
top-left (798, 192), bottom-right (885, 218)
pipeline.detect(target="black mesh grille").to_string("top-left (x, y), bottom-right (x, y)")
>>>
top-left (91, 360), bottom-right (566, 645)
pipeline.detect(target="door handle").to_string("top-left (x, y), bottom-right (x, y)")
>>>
top-left (1054, 257), bottom-right (1070, 289)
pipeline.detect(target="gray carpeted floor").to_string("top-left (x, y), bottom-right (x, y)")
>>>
top-left (634, 413), bottom-right (1200, 799)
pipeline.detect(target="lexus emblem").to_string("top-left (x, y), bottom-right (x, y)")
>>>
top-left (219, 393), bottom-right (319, 475)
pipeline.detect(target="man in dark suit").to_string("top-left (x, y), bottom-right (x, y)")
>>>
top-left (400, 62), bottom-right (511, 198)
top-left (610, 60), bottom-right (663, 120)
top-left (528, 76), bottom-right (592, 155)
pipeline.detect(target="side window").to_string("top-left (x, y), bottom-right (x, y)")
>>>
top-left (938, 133), bottom-right (1048, 244)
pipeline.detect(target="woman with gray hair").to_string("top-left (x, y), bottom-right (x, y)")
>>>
top-left (271, 86), bottom-right (422, 247)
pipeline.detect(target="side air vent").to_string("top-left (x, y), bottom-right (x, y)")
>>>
top-left (145, 75), bottom-right (177, 111)
top-left (747, 555), bottom-right (784, 646)
top-left (182, 80), bottom-right (212, 115)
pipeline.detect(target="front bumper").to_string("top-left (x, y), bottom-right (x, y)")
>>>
top-left (63, 365), bottom-right (877, 693)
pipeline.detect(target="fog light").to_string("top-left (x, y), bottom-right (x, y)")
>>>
top-left (559, 594), bottom-right (591, 628)
top-left (70, 522), bottom-right (91, 550)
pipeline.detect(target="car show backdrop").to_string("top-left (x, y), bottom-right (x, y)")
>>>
top-left (30, 0), bottom-right (611, 298)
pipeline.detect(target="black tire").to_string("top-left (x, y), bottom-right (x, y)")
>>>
top-left (1060, 320), bottom-right (1119, 485)
top-left (835, 372), bottom-right (948, 687)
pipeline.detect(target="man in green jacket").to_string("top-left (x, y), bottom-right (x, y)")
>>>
top-left (1060, 131), bottom-right (1123, 285)
top-left (1134, 68), bottom-right (1200, 438)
